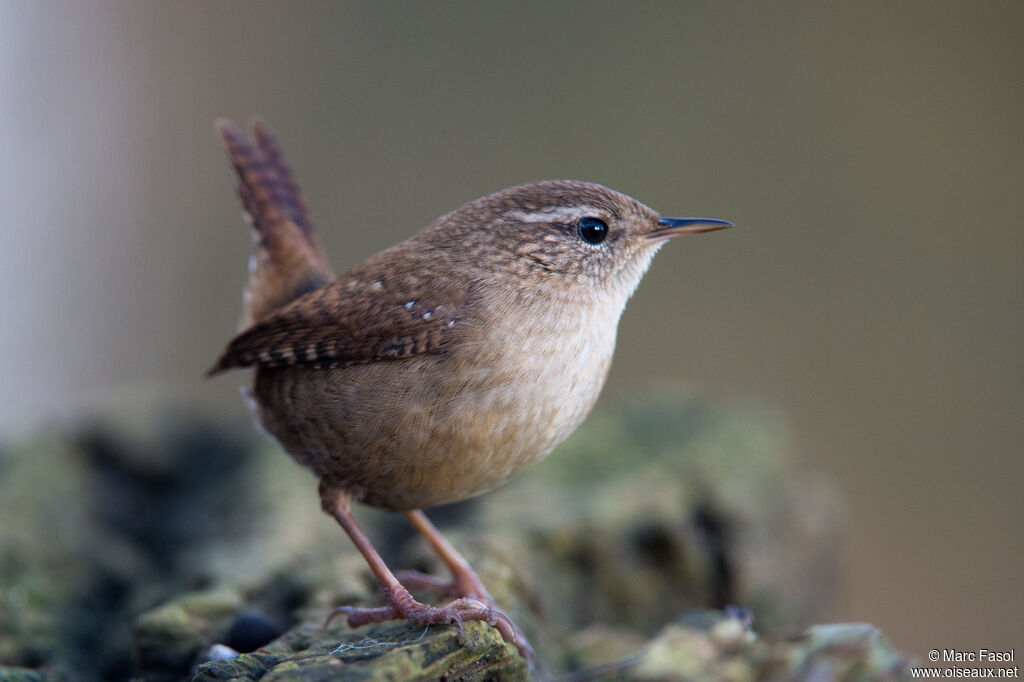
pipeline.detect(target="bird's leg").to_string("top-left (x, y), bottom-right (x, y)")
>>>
top-left (320, 487), bottom-right (499, 634)
top-left (401, 509), bottom-right (494, 603)
top-left (402, 509), bottom-right (534, 666)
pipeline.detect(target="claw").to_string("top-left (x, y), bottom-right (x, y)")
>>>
top-left (323, 605), bottom-right (351, 629)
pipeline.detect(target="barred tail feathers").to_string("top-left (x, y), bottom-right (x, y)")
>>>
top-left (216, 119), bottom-right (334, 326)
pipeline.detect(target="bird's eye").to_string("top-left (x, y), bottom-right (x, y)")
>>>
top-left (577, 217), bottom-right (608, 245)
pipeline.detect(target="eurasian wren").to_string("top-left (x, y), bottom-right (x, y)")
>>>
top-left (209, 119), bottom-right (732, 666)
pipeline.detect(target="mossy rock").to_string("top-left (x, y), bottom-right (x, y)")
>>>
top-left (193, 619), bottom-right (527, 682)
top-left (1, 390), bottom-right (852, 679)
top-left (626, 613), bottom-right (912, 682)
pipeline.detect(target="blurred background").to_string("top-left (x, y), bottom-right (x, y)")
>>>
top-left (1, 0), bottom-right (1021, 663)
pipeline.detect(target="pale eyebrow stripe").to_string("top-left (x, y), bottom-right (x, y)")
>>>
top-left (506, 206), bottom-right (599, 224)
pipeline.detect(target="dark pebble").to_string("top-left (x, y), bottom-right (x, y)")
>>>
top-left (225, 611), bottom-right (283, 653)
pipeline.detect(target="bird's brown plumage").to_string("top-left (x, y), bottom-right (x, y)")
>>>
top-left (209, 120), bottom-right (731, 666)
top-left (208, 259), bottom-right (470, 374)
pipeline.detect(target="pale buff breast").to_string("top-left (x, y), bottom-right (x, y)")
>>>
top-left (251, 294), bottom-right (621, 511)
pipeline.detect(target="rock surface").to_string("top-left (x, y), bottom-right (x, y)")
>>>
top-left (130, 593), bottom-right (912, 681)
top-left (0, 389), bottom-right (892, 680)
top-left (192, 619), bottom-right (527, 682)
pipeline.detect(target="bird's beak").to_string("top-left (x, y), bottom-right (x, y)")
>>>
top-left (649, 217), bottom-right (734, 241)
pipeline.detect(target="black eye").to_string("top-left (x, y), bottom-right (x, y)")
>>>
top-left (577, 217), bottom-right (608, 245)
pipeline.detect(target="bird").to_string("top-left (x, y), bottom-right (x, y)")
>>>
top-left (208, 118), bottom-right (732, 667)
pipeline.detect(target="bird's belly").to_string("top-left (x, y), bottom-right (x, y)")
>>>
top-left (252, 326), bottom-right (615, 511)
top-left (439, 340), bottom-right (614, 499)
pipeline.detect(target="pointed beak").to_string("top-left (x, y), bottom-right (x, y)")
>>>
top-left (649, 217), bottom-right (734, 241)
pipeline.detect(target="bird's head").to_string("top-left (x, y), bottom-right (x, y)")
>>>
top-left (423, 180), bottom-right (732, 303)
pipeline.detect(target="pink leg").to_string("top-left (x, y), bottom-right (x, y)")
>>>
top-left (403, 509), bottom-right (535, 667)
top-left (320, 488), bottom-right (497, 633)
top-left (403, 510), bottom-right (493, 602)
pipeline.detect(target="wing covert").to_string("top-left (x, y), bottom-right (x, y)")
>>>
top-left (208, 270), bottom-right (467, 374)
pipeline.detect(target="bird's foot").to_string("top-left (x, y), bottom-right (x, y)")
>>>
top-left (392, 569), bottom-right (534, 665)
top-left (325, 585), bottom-right (534, 668)
top-left (326, 590), bottom-right (489, 630)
